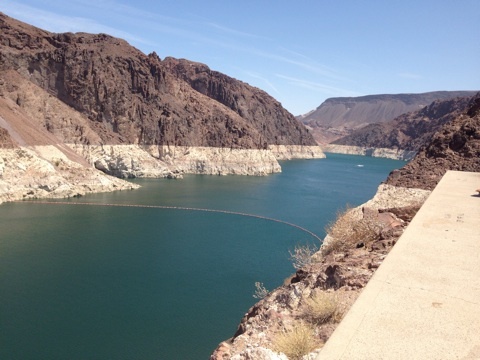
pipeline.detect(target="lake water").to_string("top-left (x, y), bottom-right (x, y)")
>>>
top-left (0, 154), bottom-right (404, 359)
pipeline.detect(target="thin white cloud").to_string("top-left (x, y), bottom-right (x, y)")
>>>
top-left (206, 22), bottom-right (270, 40)
top-left (194, 38), bottom-right (343, 81)
top-left (252, 49), bottom-right (343, 81)
top-left (245, 71), bottom-right (280, 94)
top-left (72, 0), bottom-right (183, 24)
top-left (276, 74), bottom-right (361, 97)
top-left (398, 72), bottom-right (423, 79)
top-left (277, 46), bottom-right (311, 61)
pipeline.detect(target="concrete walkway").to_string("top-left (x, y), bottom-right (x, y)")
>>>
top-left (318, 171), bottom-right (480, 360)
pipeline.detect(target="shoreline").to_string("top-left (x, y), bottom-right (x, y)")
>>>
top-left (0, 144), bottom-right (325, 204)
top-left (210, 183), bottom-right (431, 359)
top-left (322, 144), bottom-right (416, 161)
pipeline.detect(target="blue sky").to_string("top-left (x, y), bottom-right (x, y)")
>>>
top-left (2, 0), bottom-right (479, 115)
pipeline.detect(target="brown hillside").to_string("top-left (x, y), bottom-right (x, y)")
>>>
top-left (332, 96), bottom-right (474, 151)
top-left (386, 93), bottom-right (480, 190)
top-left (0, 12), bottom-right (315, 149)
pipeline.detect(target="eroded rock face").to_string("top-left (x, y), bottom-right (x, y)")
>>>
top-left (386, 93), bottom-right (480, 190)
top-left (267, 145), bottom-right (326, 160)
top-left (0, 127), bottom-right (16, 148)
top-left (0, 146), bottom-right (139, 203)
top-left (0, 12), bottom-right (325, 196)
top-left (0, 12), bottom-right (317, 150)
top-left (162, 58), bottom-right (313, 147)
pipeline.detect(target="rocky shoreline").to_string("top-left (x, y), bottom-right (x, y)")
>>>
top-left (210, 184), bottom-right (430, 360)
top-left (71, 144), bottom-right (325, 178)
top-left (0, 145), bottom-right (139, 204)
top-left (0, 144), bottom-right (325, 204)
top-left (322, 144), bottom-right (416, 161)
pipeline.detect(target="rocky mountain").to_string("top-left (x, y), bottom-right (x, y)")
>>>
top-left (386, 93), bottom-right (480, 190)
top-left (1, 12), bottom-right (317, 150)
top-left (328, 95), bottom-right (474, 153)
top-left (299, 92), bottom-right (478, 144)
top-left (0, 12), bottom-right (324, 202)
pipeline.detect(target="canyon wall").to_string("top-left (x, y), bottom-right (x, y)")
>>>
top-left (0, 12), bottom-right (324, 203)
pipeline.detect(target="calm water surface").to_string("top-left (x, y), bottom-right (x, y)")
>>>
top-left (0, 154), bottom-right (403, 359)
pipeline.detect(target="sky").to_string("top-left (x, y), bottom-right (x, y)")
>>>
top-left (2, 0), bottom-right (479, 115)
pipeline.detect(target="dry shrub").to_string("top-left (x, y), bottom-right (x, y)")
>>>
top-left (321, 206), bottom-right (382, 256)
top-left (289, 243), bottom-right (318, 270)
top-left (301, 290), bottom-right (341, 325)
top-left (272, 322), bottom-right (320, 360)
top-left (253, 282), bottom-right (269, 299)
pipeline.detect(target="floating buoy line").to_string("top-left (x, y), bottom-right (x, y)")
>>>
top-left (18, 200), bottom-right (323, 242)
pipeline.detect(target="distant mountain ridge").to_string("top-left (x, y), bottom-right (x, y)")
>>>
top-left (386, 93), bottom-right (480, 190)
top-left (298, 91), bottom-right (478, 144)
top-left (332, 95), bottom-right (474, 151)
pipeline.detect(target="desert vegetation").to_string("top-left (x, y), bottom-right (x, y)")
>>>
top-left (289, 243), bottom-right (319, 270)
top-left (300, 290), bottom-right (341, 326)
top-left (252, 282), bottom-right (269, 299)
top-left (321, 205), bottom-right (383, 256)
top-left (272, 322), bottom-right (320, 360)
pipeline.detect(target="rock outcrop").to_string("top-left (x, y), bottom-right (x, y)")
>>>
top-left (0, 79), bottom-right (139, 203)
top-left (0, 145), bottom-right (139, 203)
top-left (386, 93), bottom-right (480, 190)
top-left (299, 92), bottom-right (477, 144)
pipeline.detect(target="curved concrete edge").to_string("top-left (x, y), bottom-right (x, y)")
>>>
top-left (317, 171), bottom-right (480, 360)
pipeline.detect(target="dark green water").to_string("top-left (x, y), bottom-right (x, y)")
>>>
top-left (0, 154), bottom-right (403, 359)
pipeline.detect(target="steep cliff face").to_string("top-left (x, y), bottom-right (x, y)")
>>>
top-left (162, 57), bottom-right (311, 146)
top-left (386, 93), bottom-right (480, 190)
top-left (299, 92), bottom-right (477, 144)
top-left (0, 11), bottom-right (324, 191)
top-left (0, 12), bottom-right (317, 150)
